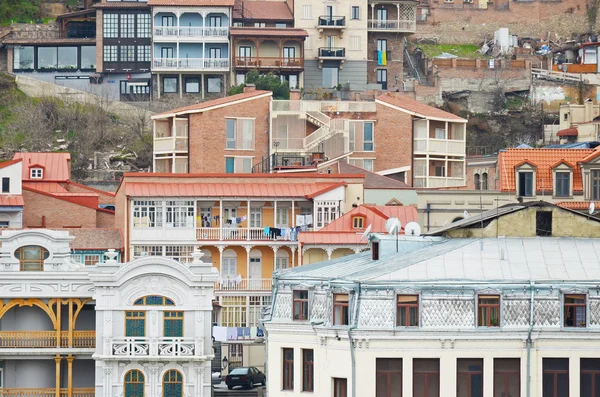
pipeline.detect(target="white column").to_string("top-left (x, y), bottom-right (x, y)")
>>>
top-left (274, 200), bottom-right (278, 233)
top-left (219, 199), bottom-right (223, 240)
top-left (290, 246), bottom-right (296, 267)
top-left (570, 356), bottom-right (580, 397)
top-left (396, 3), bottom-right (400, 26)
top-left (271, 246), bottom-right (279, 272)
top-left (157, 72), bottom-right (161, 99)
top-left (483, 356), bottom-right (494, 397)
top-left (201, 73), bottom-right (205, 99)
top-left (245, 245), bottom-right (251, 286)
top-left (247, 199), bottom-right (251, 240)
top-left (439, 355), bottom-right (456, 397)
top-left (179, 73), bottom-right (183, 99)
top-left (291, 200), bottom-right (295, 228)
top-left (103, 367), bottom-right (112, 397)
top-left (402, 358), bottom-right (413, 397)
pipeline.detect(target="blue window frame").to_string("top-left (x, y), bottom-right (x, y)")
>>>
top-left (225, 157), bottom-right (235, 173)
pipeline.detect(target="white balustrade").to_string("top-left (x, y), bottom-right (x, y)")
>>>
top-left (110, 337), bottom-right (203, 357)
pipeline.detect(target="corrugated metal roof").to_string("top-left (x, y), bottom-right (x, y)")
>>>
top-left (0, 196), bottom-right (24, 206)
top-left (14, 152), bottom-right (71, 182)
top-left (376, 93), bottom-right (466, 121)
top-left (125, 181), bottom-right (343, 198)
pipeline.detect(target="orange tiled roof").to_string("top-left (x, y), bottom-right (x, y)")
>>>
top-left (0, 196), bottom-right (24, 206)
top-left (556, 201), bottom-right (600, 210)
top-left (230, 27), bottom-right (308, 37)
top-left (498, 148), bottom-right (595, 192)
top-left (233, 0), bottom-right (293, 20)
top-left (557, 127), bottom-right (578, 137)
top-left (125, 181), bottom-right (344, 198)
top-left (152, 90), bottom-right (271, 118)
top-left (376, 93), bottom-right (466, 121)
top-left (14, 152), bottom-right (71, 182)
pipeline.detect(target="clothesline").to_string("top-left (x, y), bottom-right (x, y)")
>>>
top-left (212, 325), bottom-right (264, 342)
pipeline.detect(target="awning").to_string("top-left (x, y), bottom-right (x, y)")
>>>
top-left (557, 127), bottom-right (578, 137)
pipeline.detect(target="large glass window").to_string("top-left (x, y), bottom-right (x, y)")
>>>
top-left (555, 172), bottom-right (570, 197)
top-left (163, 370), bottom-right (183, 397)
top-left (137, 14), bottom-right (151, 38)
top-left (165, 245), bottom-right (194, 263)
top-left (592, 170), bottom-right (600, 200)
top-left (81, 46), bottom-right (96, 70)
top-left (104, 45), bottom-right (118, 62)
top-left (38, 47), bottom-right (58, 69)
top-left (125, 311), bottom-right (146, 337)
top-left (15, 245), bottom-right (49, 271)
top-left (124, 370), bottom-right (144, 397)
top-left (363, 122), bottom-right (374, 151)
top-left (376, 358), bottom-right (402, 397)
top-left (163, 311), bottom-right (183, 337)
top-left (457, 358), bottom-right (483, 397)
top-left (543, 358), bottom-right (568, 397)
top-left (518, 171), bottom-right (533, 197)
top-left (333, 294), bottom-right (349, 326)
top-left (413, 359), bottom-right (440, 397)
top-left (58, 47), bottom-right (77, 69)
top-left (165, 200), bottom-right (194, 228)
top-left (322, 66), bottom-right (339, 88)
top-left (163, 77), bottom-right (178, 93)
top-left (494, 358), bottom-right (520, 397)
top-left (121, 14), bottom-right (135, 38)
top-left (293, 290), bottom-right (309, 321)
top-left (581, 358), bottom-right (600, 397)
top-left (564, 294), bottom-right (586, 328)
top-left (137, 45), bottom-right (151, 62)
top-left (103, 14), bottom-right (119, 38)
top-left (283, 348), bottom-right (294, 390)
top-left (185, 78), bottom-right (200, 93)
top-left (397, 295), bottom-right (419, 327)
top-left (478, 295), bottom-right (500, 327)
top-left (133, 200), bottom-right (163, 228)
top-left (208, 77), bottom-right (222, 93)
top-left (13, 46), bottom-right (34, 70)
top-left (302, 349), bottom-right (314, 392)
top-left (120, 45), bottom-right (135, 62)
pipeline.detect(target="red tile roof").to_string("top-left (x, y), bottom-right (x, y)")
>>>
top-left (152, 90), bottom-right (271, 118)
top-left (148, 0), bottom-right (234, 5)
top-left (0, 196), bottom-right (24, 206)
top-left (67, 228), bottom-right (123, 250)
top-left (0, 159), bottom-right (22, 169)
top-left (376, 93), bottom-right (466, 122)
top-left (23, 182), bottom-right (67, 193)
top-left (93, 2), bottom-right (151, 8)
top-left (556, 201), bottom-right (600, 210)
top-left (230, 27), bottom-right (307, 37)
top-left (2, 38), bottom-right (96, 45)
top-left (125, 182), bottom-right (345, 198)
top-left (557, 127), bottom-right (578, 137)
top-left (338, 162), bottom-right (410, 189)
top-left (498, 148), bottom-right (595, 192)
top-left (233, 0), bottom-right (293, 20)
top-left (299, 205), bottom-right (418, 245)
top-left (14, 152), bottom-right (71, 182)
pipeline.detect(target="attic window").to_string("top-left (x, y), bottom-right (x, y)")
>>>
top-left (352, 216), bottom-right (365, 229)
top-left (30, 168), bottom-right (43, 179)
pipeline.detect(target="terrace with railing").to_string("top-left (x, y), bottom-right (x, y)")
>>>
top-left (0, 389), bottom-right (95, 397)
top-left (109, 337), bottom-right (204, 358)
top-left (0, 331), bottom-right (95, 348)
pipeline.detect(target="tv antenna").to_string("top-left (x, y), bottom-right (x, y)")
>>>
top-left (385, 217), bottom-right (402, 252)
top-left (404, 222), bottom-right (422, 237)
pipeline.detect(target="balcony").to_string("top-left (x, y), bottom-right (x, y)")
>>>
top-left (109, 337), bottom-right (204, 358)
top-left (215, 278), bottom-right (273, 291)
top-left (153, 26), bottom-right (229, 39)
top-left (367, 19), bottom-right (416, 32)
top-left (152, 58), bottom-right (229, 71)
top-left (233, 56), bottom-right (304, 70)
top-left (413, 138), bottom-right (466, 156)
top-left (0, 331), bottom-right (95, 348)
top-left (196, 227), bottom-right (296, 242)
top-left (0, 389), bottom-right (94, 397)
top-left (154, 136), bottom-right (188, 153)
top-left (318, 47), bottom-right (346, 60)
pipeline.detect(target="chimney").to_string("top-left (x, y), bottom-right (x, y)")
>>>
top-left (289, 89), bottom-right (301, 100)
top-left (585, 98), bottom-right (593, 121)
top-left (243, 83), bottom-right (256, 94)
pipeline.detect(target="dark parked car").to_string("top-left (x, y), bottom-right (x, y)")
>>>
top-left (225, 367), bottom-right (266, 390)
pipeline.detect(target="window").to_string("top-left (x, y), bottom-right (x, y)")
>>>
top-left (84, 255), bottom-right (100, 266)
top-left (103, 14), bottom-right (119, 38)
top-left (302, 4), bottom-right (312, 19)
top-left (165, 200), bottom-right (194, 228)
top-left (207, 77), bottom-right (222, 93)
top-left (334, 378), bottom-right (347, 397)
top-left (474, 174), bottom-right (481, 190)
top-left (13, 46), bottom-right (34, 70)
top-left (481, 172), bottom-right (488, 190)
top-left (133, 200), bottom-right (163, 228)
top-left (226, 119), bottom-right (236, 149)
top-left (457, 359), bottom-right (483, 397)
top-left (322, 66), bottom-right (339, 88)
top-left (125, 311), bottom-right (145, 337)
top-left (120, 14), bottom-right (135, 38)
top-left (351, 6), bottom-right (360, 19)
top-left (120, 45), bottom-right (135, 62)
top-left (350, 36), bottom-right (361, 51)
top-left (162, 15), bottom-right (174, 26)
top-left (133, 245), bottom-right (162, 258)
top-left (303, 349), bottom-right (314, 392)
top-left (333, 294), bottom-right (349, 326)
top-left (276, 23), bottom-right (287, 28)
top-left (434, 128), bottom-right (445, 139)
top-left (254, 22), bottom-right (266, 27)
top-left (376, 8), bottom-right (388, 20)
top-left (593, 170), bottom-right (600, 200)
top-left (15, 245), bottom-right (49, 271)
top-left (208, 47), bottom-right (222, 58)
top-left (163, 77), bottom-right (178, 93)
top-left (372, 241), bottom-right (379, 260)
top-left (397, 295), bottom-right (419, 326)
top-left (165, 245), bottom-right (194, 263)
top-left (137, 45), bottom-right (151, 62)
top-left (376, 359), bottom-right (402, 397)
top-left (249, 207), bottom-right (262, 228)
top-left (581, 358), bottom-right (600, 397)
top-left (221, 296), bottom-right (246, 327)
top-left (352, 216), bottom-right (365, 229)
top-left (163, 370), bottom-right (183, 397)
top-left (209, 16), bottom-right (222, 27)
top-left (494, 358), bottom-right (520, 397)
top-left (555, 172), bottom-right (570, 197)
top-left (413, 359), bottom-right (440, 397)
top-left (293, 290), bottom-right (309, 321)
top-left (283, 47), bottom-right (295, 59)
top-left (57, 47), bottom-right (77, 69)
top-left (377, 39), bottom-right (387, 52)
top-left (164, 311), bottom-right (183, 337)
top-left (30, 168), bottom-right (43, 179)
top-left (124, 370), bottom-right (144, 397)
top-left (225, 157), bottom-right (235, 173)
top-left (377, 69), bottom-right (387, 90)
top-left (363, 159), bottom-right (374, 172)
top-left (518, 172), bottom-right (533, 197)
top-left (161, 47), bottom-right (174, 58)
top-left (543, 358), bottom-right (569, 397)
top-left (283, 348), bottom-right (294, 390)
top-left (1, 177), bottom-right (9, 193)
top-left (536, 211), bottom-right (552, 237)
top-left (134, 295), bottom-right (175, 305)
top-left (435, 166), bottom-right (445, 177)
top-left (81, 46), bottom-right (96, 69)
top-left (104, 45), bottom-right (118, 62)
top-left (315, 201), bottom-right (338, 228)
top-left (364, 122), bottom-right (374, 151)
top-left (564, 294), bottom-right (586, 328)
top-left (137, 14), bottom-right (151, 38)
top-left (38, 47), bottom-right (57, 69)
top-left (477, 295), bottom-right (500, 327)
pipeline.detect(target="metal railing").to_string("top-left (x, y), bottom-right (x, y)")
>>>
top-left (318, 16), bottom-right (346, 27)
top-left (110, 337), bottom-right (202, 357)
top-left (318, 47), bottom-right (346, 58)
top-left (0, 389), bottom-right (94, 397)
top-left (196, 227), bottom-right (295, 241)
top-left (367, 19), bottom-right (416, 31)
top-left (233, 56), bottom-right (304, 68)
top-left (0, 331), bottom-right (96, 348)
top-left (153, 26), bottom-right (228, 37)
top-left (152, 58), bottom-right (229, 70)
top-left (215, 278), bottom-right (273, 291)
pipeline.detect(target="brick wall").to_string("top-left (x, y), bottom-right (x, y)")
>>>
top-left (5, 47), bottom-right (12, 74)
top-left (22, 190), bottom-right (98, 228)
top-left (65, 182), bottom-right (116, 205)
top-left (367, 33), bottom-right (405, 91)
top-left (188, 95), bottom-right (271, 173)
top-left (466, 160), bottom-right (499, 190)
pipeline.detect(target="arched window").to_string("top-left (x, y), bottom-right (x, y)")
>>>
top-left (201, 249), bottom-right (212, 265)
top-left (276, 250), bottom-right (290, 271)
top-left (15, 246), bottom-right (49, 271)
top-left (474, 173), bottom-right (481, 190)
top-left (125, 370), bottom-right (145, 397)
top-left (481, 172), bottom-right (488, 191)
top-left (134, 296), bottom-right (175, 306)
top-left (221, 249), bottom-right (238, 278)
top-left (163, 370), bottom-right (183, 397)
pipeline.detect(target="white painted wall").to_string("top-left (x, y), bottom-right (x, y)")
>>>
top-left (0, 306), bottom-right (54, 331)
top-left (4, 360), bottom-right (55, 388)
top-left (0, 161), bottom-right (22, 195)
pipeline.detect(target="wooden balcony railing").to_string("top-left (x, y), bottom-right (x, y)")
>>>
top-left (215, 278), bottom-right (273, 291)
top-left (0, 389), bottom-right (94, 397)
top-left (0, 331), bottom-right (96, 348)
top-left (233, 56), bottom-right (304, 69)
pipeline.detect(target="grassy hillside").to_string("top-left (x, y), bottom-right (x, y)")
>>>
top-left (0, 0), bottom-right (42, 25)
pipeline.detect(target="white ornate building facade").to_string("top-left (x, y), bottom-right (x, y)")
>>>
top-left (264, 235), bottom-right (600, 397)
top-left (0, 228), bottom-right (217, 397)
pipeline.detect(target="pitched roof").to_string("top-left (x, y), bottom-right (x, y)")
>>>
top-left (147, 0), bottom-right (235, 5)
top-left (376, 93), bottom-right (466, 122)
top-left (0, 196), bottom-right (24, 206)
top-left (556, 201), bottom-right (600, 210)
top-left (230, 27), bottom-right (307, 37)
top-left (233, 0), bottom-right (293, 20)
top-left (67, 228), bottom-right (123, 250)
top-left (14, 152), bottom-right (71, 182)
top-left (125, 181), bottom-right (345, 198)
top-left (93, 2), bottom-right (150, 8)
top-left (0, 159), bottom-right (22, 169)
top-left (2, 38), bottom-right (96, 45)
top-left (497, 148), bottom-right (595, 192)
top-left (152, 90), bottom-right (271, 119)
top-left (338, 162), bottom-right (410, 189)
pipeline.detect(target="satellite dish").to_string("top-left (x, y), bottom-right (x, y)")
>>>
top-left (404, 222), bottom-right (422, 236)
top-left (385, 218), bottom-right (402, 235)
top-left (590, 202), bottom-right (595, 215)
top-left (463, 210), bottom-right (470, 218)
top-left (360, 224), bottom-right (372, 242)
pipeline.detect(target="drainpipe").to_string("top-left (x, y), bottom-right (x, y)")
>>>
top-left (348, 283), bottom-right (361, 397)
top-left (526, 281), bottom-right (535, 397)
top-left (426, 203), bottom-right (431, 232)
top-left (263, 273), bottom-right (279, 383)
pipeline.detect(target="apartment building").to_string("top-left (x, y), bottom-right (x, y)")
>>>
top-left (149, 0), bottom-right (233, 100)
top-left (558, 100), bottom-right (600, 143)
top-left (0, 227), bottom-right (215, 396)
top-left (265, 234), bottom-right (600, 397)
